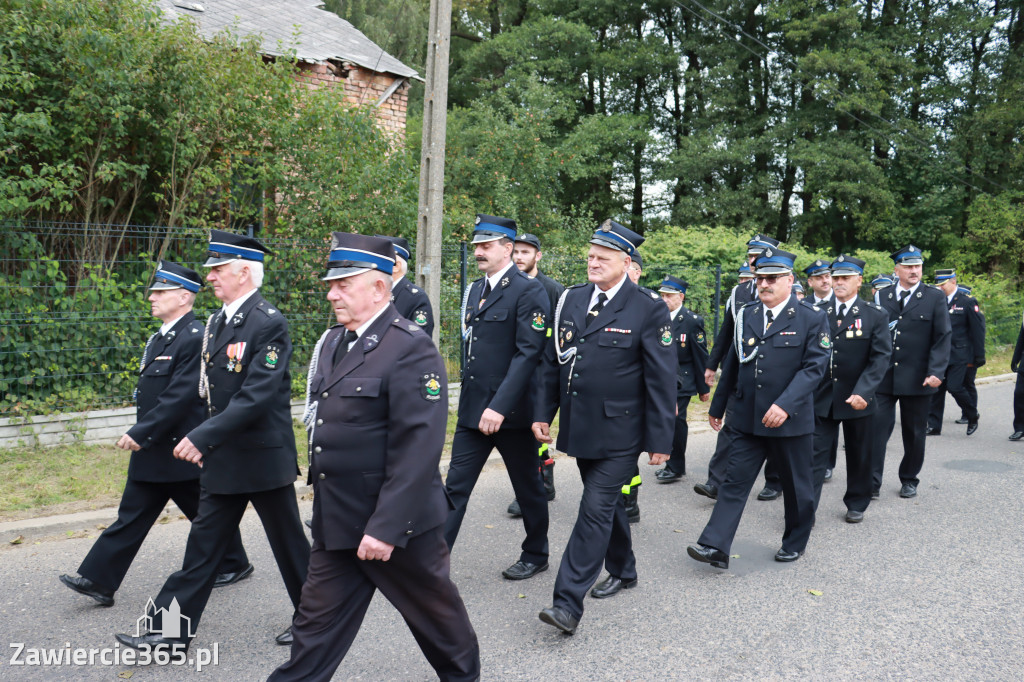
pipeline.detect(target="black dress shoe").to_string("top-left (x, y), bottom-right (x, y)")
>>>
top-left (686, 543), bottom-right (729, 569)
top-left (845, 510), bottom-right (864, 523)
top-left (966, 421), bottom-right (979, 436)
top-left (625, 504), bottom-right (640, 524)
top-left (774, 548), bottom-right (802, 562)
top-left (115, 632), bottom-right (189, 652)
top-left (538, 606), bottom-right (578, 634)
top-left (899, 483), bottom-right (917, 498)
top-left (925, 426), bottom-right (941, 436)
top-left (823, 468), bottom-right (833, 482)
top-left (502, 560), bottom-right (548, 580)
top-left (275, 626), bottom-right (293, 645)
top-left (590, 575), bottom-right (638, 599)
top-left (871, 488), bottom-right (880, 500)
top-left (757, 487), bottom-right (781, 501)
top-left (1010, 432), bottom-right (1024, 441)
top-left (59, 574), bottom-right (114, 606)
top-left (213, 563), bottom-right (254, 588)
top-left (655, 467), bottom-right (684, 483)
top-left (955, 417), bottom-right (969, 425)
top-left (693, 483), bottom-right (717, 500)
top-left (507, 498), bottom-right (522, 517)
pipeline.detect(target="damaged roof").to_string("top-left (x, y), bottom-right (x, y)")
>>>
top-left (156, 0), bottom-right (420, 80)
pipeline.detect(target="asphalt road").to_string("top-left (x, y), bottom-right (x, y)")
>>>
top-left (1, 378), bottom-right (1022, 680)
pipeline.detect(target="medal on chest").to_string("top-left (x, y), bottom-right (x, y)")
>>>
top-left (226, 342), bottom-right (246, 372)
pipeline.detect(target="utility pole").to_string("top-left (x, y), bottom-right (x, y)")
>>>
top-left (415, 0), bottom-right (452, 347)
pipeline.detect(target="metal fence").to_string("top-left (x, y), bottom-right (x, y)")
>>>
top-left (0, 222), bottom-right (730, 416)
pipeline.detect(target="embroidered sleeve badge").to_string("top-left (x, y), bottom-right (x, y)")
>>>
top-left (422, 372), bottom-right (442, 402)
top-left (414, 310), bottom-right (429, 326)
top-left (819, 332), bottom-right (832, 349)
top-left (264, 345), bottom-right (281, 369)
top-left (659, 325), bottom-right (673, 346)
top-left (531, 312), bottom-right (546, 331)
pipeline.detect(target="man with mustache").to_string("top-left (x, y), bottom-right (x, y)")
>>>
top-left (688, 248), bottom-right (830, 569)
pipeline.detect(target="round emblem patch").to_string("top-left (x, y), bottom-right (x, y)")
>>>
top-left (819, 333), bottom-right (832, 349)
top-left (422, 373), bottom-right (442, 402)
top-left (659, 326), bottom-right (673, 346)
top-left (414, 310), bottom-right (428, 326)
top-left (531, 312), bottom-right (546, 331)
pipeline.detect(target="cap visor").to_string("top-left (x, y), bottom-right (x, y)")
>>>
top-left (322, 266), bottom-right (373, 281)
top-left (589, 236), bottom-right (628, 253)
top-left (148, 283), bottom-right (183, 291)
top-left (203, 255), bottom-right (239, 267)
top-left (755, 265), bottom-right (793, 275)
top-left (471, 233), bottom-right (503, 244)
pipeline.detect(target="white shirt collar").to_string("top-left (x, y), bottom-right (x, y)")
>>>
top-left (590, 273), bottom-right (629, 308)
top-left (391, 275), bottom-right (404, 291)
top-left (669, 305), bottom-right (682, 321)
top-left (159, 312), bottom-right (188, 336)
top-left (485, 261), bottom-right (516, 292)
top-left (763, 298), bottom-right (789, 329)
top-left (946, 290), bottom-right (955, 304)
top-left (897, 281), bottom-right (920, 298)
top-left (814, 290), bottom-right (833, 306)
top-left (221, 288), bottom-right (258, 323)
top-left (348, 303), bottom-right (392, 348)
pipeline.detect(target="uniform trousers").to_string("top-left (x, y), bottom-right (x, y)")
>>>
top-left (268, 529), bottom-right (480, 682)
top-left (871, 392), bottom-right (929, 489)
top-left (928, 363), bottom-right (979, 429)
top-left (444, 426), bottom-right (549, 564)
top-left (706, 420), bottom-right (781, 492)
top-left (811, 415), bottom-right (873, 513)
top-left (553, 453), bottom-right (638, 620)
top-left (963, 366), bottom-right (978, 419)
top-left (1014, 373), bottom-right (1024, 433)
top-left (78, 478), bottom-right (248, 592)
top-left (664, 395), bottom-right (692, 475)
top-left (698, 432), bottom-right (815, 555)
top-left (149, 485), bottom-right (310, 639)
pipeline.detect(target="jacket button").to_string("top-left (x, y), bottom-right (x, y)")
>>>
top-left (473, 337), bottom-right (478, 341)
top-left (356, 386), bottom-right (362, 392)
top-left (580, 338), bottom-right (586, 343)
top-left (573, 373), bottom-right (579, 379)
top-left (896, 346), bottom-right (900, 350)
top-left (405, 529), bottom-right (413, 535)
top-left (474, 317), bottom-right (479, 322)
top-left (471, 356), bottom-right (476, 360)
top-left (757, 384), bottom-right (762, 389)
top-left (469, 375), bottom-right (475, 380)
top-left (314, 446), bottom-right (322, 454)
top-left (572, 391), bottom-right (578, 396)
top-left (316, 419), bottom-right (323, 426)
top-left (318, 473), bottom-right (326, 480)
top-left (625, 409), bottom-right (630, 415)
top-left (894, 362), bottom-right (899, 366)
top-left (321, 392), bottom-right (329, 398)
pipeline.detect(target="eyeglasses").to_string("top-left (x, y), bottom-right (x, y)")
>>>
top-left (755, 275), bottom-right (785, 283)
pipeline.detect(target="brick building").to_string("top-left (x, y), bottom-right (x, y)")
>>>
top-left (157, 0), bottom-right (420, 138)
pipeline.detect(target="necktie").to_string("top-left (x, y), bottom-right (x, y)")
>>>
top-left (765, 309), bottom-right (774, 332)
top-left (479, 280), bottom-right (492, 308)
top-left (210, 310), bottom-right (226, 346)
top-left (899, 289), bottom-right (910, 309)
top-left (332, 329), bottom-right (359, 368)
top-left (589, 292), bottom-right (608, 317)
top-left (837, 303), bottom-right (847, 326)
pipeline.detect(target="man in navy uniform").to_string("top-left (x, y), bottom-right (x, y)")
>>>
top-left (927, 269), bottom-right (985, 436)
top-left (1009, 315), bottom-right (1024, 441)
top-left (445, 214), bottom-right (551, 581)
top-left (872, 273), bottom-right (895, 304)
top-left (654, 276), bottom-right (710, 483)
top-left (804, 259), bottom-right (835, 309)
top-left (533, 220), bottom-right (675, 634)
top-left (270, 233), bottom-right (479, 682)
top-left (695, 234), bottom-right (781, 502)
top-left (376, 234), bottom-right (434, 338)
top-left (955, 285), bottom-right (983, 426)
top-left (870, 245), bottom-right (951, 499)
top-left (116, 230), bottom-right (310, 651)
top-left (505, 232), bottom-right (564, 517)
top-left (60, 261), bottom-right (250, 607)
top-left (687, 248), bottom-right (829, 569)
top-left (619, 250), bottom-right (649, 522)
top-left (810, 256), bottom-right (892, 523)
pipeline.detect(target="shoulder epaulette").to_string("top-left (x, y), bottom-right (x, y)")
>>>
top-left (393, 316), bottom-right (425, 335)
top-left (255, 300), bottom-right (280, 317)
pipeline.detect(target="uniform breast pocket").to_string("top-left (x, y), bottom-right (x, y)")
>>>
top-left (142, 359), bottom-right (173, 377)
top-left (486, 309), bottom-right (509, 323)
top-left (772, 335), bottom-right (803, 348)
top-left (597, 333), bottom-right (634, 349)
top-left (338, 378), bottom-right (383, 398)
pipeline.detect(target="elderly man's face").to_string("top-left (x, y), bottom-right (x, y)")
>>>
top-left (660, 291), bottom-right (683, 312)
top-left (587, 245), bottom-right (628, 290)
top-left (832, 274), bottom-right (862, 302)
top-left (206, 262), bottom-right (248, 304)
top-left (148, 288), bottom-right (191, 322)
top-left (757, 272), bottom-right (794, 308)
top-left (326, 272), bottom-right (389, 330)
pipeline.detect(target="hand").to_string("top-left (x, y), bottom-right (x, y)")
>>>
top-left (708, 415), bottom-right (722, 432)
top-left (648, 452), bottom-right (669, 466)
top-left (116, 434), bottom-right (141, 451)
top-left (173, 436), bottom-right (204, 466)
top-left (845, 394), bottom-right (868, 411)
top-left (762, 404), bottom-right (789, 429)
top-left (1013, 364), bottom-right (1019, 374)
top-left (703, 368), bottom-right (716, 387)
top-left (357, 534), bottom-right (394, 562)
top-left (974, 358), bottom-right (985, 368)
top-left (532, 422), bottom-right (552, 444)
top-left (478, 408), bottom-right (505, 435)
top-left (698, 393), bottom-right (710, 403)
top-left (922, 375), bottom-right (942, 388)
